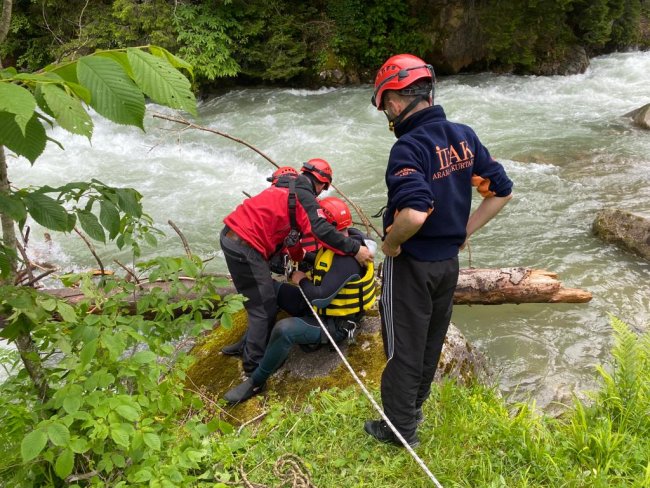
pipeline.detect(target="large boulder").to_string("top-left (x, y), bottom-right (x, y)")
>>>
top-left (623, 103), bottom-right (650, 130)
top-left (187, 307), bottom-right (491, 420)
top-left (593, 209), bottom-right (650, 261)
top-left (534, 45), bottom-right (590, 76)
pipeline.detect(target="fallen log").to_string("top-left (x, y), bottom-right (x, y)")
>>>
top-left (454, 267), bottom-right (592, 305)
top-left (41, 267), bottom-right (591, 308)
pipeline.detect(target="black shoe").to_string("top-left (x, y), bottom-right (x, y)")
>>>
top-left (221, 337), bottom-right (245, 356)
top-left (416, 408), bottom-right (424, 425)
top-left (223, 378), bottom-right (264, 404)
top-left (364, 420), bottom-right (420, 448)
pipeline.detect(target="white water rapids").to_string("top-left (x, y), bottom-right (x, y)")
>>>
top-left (6, 51), bottom-right (650, 407)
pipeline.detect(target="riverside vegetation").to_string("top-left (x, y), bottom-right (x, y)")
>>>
top-left (1, 6), bottom-right (649, 486)
top-left (2, 0), bottom-right (650, 85)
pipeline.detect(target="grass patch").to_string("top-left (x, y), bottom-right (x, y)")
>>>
top-left (210, 316), bottom-right (650, 487)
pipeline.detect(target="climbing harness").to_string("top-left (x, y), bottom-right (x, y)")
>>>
top-left (297, 286), bottom-right (444, 487)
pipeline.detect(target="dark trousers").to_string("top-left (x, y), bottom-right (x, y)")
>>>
top-left (250, 316), bottom-right (322, 385)
top-left (220, 227), bottom-right (278, 371)
top-left (379, 253), bottom-right (459, 439)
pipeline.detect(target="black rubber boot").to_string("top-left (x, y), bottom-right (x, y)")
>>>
top-left (223, 378), bottom-right (264, 404)
top-left (221, 337), bottom-right (245, 356)
top-left (364, 420), bottom-right (420, 448)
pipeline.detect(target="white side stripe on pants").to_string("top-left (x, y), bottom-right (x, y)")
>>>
top-left (381, 256), bottom-right (395, 361)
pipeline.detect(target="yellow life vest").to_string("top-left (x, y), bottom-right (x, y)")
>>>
top-left (311, 248), bottom-right (377, 317)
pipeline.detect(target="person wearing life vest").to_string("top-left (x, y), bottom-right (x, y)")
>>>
top-left (364, 54), bottom-right (513, 448)
top-left (220, 159), bottom-right (374, 375)
top-left (223, 197), bottom-right (377, 404)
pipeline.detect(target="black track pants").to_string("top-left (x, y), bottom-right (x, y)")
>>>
top-left (379, 253), bottom-right (459, 439)
top-left (220, 227), bottom-right (278, 371)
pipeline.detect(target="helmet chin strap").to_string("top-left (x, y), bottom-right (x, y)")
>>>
top-left (385, 95), bottom-right (431, 132)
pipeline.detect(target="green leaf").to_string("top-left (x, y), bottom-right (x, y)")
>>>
top-left (57, 302), bottom-right (77, 323)
top-left (220, 312), bottom-right (233, 329)
top-left (0, 192), bottom-right (27, 221)
top-left (0, 112), bottom-right (47, 164)
top-left (0, 247), bottom-right (12, 278)
top-left (69, 437), bottom-right (89, 454)
top-left (41, 84), bottom-right (93, 138)
top-left (48, 62), bottom-right (79, 84)
top-left (127, 48), bottom-right (197, 116)
top-left (95, 51), bottom-right (133, 78)
top-left (55, 449), bottom-right (75, 479)
top-left (115, 405), bottom-right (140, 422)
top-left (24, 192), bottom-right (70, 231)
top-left (80, 338), bottom-right (98, 366)
top-left (101, 333), bottom-right (124, 360)
top-left (77, 56), bottom-right (145, 129)
top-left (21, 429), bottom-right (48, 462)
top-left (48, 422), bottom-right (71, 447)
top-left (143, 432), bottom-right (161, 450)
top-left (149, 46), bottom-right (194, 80)
top-left (63, 396), bottom-right (82, 414)
top-left (115, 188), bottom-right (142, 217)
top-left (110, 424), bottom-right (132, 448)
top-left (77, 210), bottom-right (106, 243)
top-left (132, 350), bottom-right (156, 364)
top-left (133, 469), bottom-right (152, 482)
top-left (65, 82), bottom-right (92, 105)
top-left (0, 82), bottom-right (37, 134)
top-left (99, 200), bottom-right (121, 240)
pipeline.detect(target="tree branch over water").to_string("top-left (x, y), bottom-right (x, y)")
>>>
top-left (151, 112), bottom-right (382, 240)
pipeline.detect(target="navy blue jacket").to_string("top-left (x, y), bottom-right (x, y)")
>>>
top-left (383, 105), bottom-right (513, 261)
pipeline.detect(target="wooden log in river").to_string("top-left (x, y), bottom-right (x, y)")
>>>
top-left (41, 267), bottom-right (591, 308)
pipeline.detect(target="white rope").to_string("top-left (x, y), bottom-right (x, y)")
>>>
top-left (297, 286), bottom-right (444, 488)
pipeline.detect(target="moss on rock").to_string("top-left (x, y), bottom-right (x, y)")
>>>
top-left (186, 304), bottom-right (490, 424)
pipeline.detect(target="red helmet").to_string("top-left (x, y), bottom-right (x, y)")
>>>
top-left (267, 165), bottom-right (298, 185)
top-left (371, 54), bottom-right (435, 110)
top-left (319, 197), bottom-right (352, 231)
top-left (301, 158), bottom-right (333, 189)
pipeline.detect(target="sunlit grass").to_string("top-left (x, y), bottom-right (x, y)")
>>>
top-left (213, 316), bottom-right (650, 487)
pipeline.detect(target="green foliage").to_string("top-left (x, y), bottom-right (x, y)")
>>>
top-left (570, 0), bottom-right (645, 51)
top-left (481, 0), bottom-right (577, 72)
top-left (215, 316), bottom-right (650, 487)
top-left (0, 262), bottom-right (244, 486)
top-left (3, 179), bottom-right (158, 260)
top-left (0, 45), bottom-right (195, 164)
top-left (173, 3), bottom-right (242, 81)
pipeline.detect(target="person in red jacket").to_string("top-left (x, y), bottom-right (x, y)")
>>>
top-left (220, 159), bottom-right (374, 374)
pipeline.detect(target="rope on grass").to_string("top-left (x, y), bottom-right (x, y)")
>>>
top-left (298, 286), bottom-right (444, 488)
top-left (227, 453), bottom-right (316, 488)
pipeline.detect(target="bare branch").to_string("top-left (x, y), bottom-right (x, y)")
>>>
top-left (168, 219), bottom-right (192, 258)
top-left (151, 112), bottom-right (382, 239)
top-left (113, 259), bottom-right (141, 284)
top-left (73, 228), bottom-right (105, 276)
top-left (14, 240), bottom-right (35, 285)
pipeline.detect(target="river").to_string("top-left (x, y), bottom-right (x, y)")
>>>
top-left (8, 51), bottom-right (650, 407)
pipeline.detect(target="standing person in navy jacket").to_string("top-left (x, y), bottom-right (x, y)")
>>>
top-left (364, 54), bottom-right (514, 447)
top-left (220, 159), bottom-right (374, 375)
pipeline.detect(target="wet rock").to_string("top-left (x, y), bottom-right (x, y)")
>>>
top-left (186, 308), bottom-right (491, 420)
top-left (623, 103), bottom-right (650, 130)
top-left (535, 45), bottom-right (590, 76)
top-left (593, 209), bottom-right (650, 261)
top-left (318, 68), bottom-right (347, 86)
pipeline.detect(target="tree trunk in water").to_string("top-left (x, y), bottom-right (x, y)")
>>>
top-left (454, 267), bottom-right (592, 304)
top-left (34, 267), bottom-right (591, 312)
